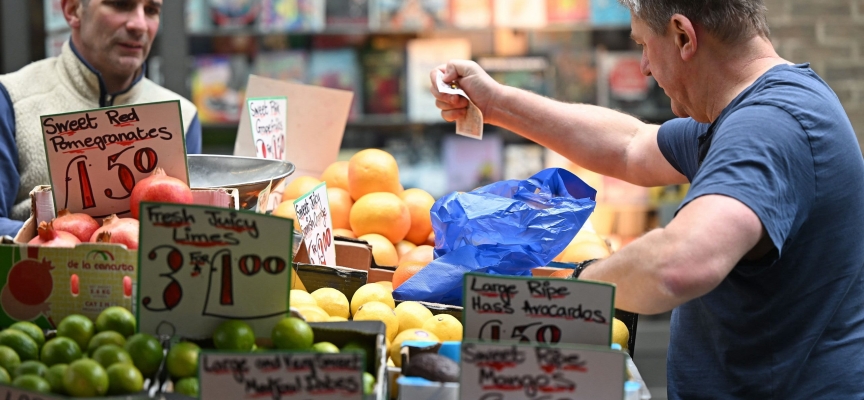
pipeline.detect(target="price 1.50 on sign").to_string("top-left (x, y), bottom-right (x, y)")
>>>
top-left (40, 101), bottom-right (188, 218)
top-left (137, 203), bottom-right (293, 339)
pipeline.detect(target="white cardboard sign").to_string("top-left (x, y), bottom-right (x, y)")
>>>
top-left (137, 203), bottom-right (293, 339)
top-left (294, 182), bottom-right (335, 266)
top-left (462, 273), bottom-right (615, 347)
top-left (40, 100), bottom-right (188, 218)
top-left (247, 96), bottom-right (287, 160)
top-left (199, 351), bottom-right (364, 400)
top-left (460, 341), bottom-right (626, 400)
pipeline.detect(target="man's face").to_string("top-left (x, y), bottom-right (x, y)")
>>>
top-left (630, 16), bottom-right (691, 118)
top-left (75, 0), bottom-right (162, 81)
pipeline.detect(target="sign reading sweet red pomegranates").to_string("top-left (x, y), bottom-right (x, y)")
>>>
top-left (40, 100), bottom-right (189, 219)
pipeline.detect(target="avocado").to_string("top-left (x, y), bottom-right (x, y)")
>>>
top-left (402, 353), bottom-right (459, 383)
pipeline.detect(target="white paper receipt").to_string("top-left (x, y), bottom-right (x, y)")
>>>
top-left (436, 70), bottom-right (483, 140)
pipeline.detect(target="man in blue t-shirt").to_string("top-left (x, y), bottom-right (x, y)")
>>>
top-left (430, 0), bottom-right (864, 398)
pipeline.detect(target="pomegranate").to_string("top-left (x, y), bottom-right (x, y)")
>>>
top-left (28, 221), bottom-right (81, 247)
top-left (52, 209), bottom-right (100, 243)
top-left (90, 215), bottom-right (139, 250)
top-left (129, 167), bottom-right (193, 219)
top-left (7, 258), bottom-right (54, 306)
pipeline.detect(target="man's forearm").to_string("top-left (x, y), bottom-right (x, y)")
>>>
top-left (487, 86), bottom-right (654, 181)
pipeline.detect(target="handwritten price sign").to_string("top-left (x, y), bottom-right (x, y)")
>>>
top-left (247, 96), bottom-right (287, 160)
top-left (137, 203), bottom-right (293, 339)
top-left (199, 351), bottom-right (364, 400)
top-left (462, 273), bottom-right (615, 347)
top-left (294, 182), bottom-right (335, 266)
top-left (459, 341), bottom-right (626, 400)
top-left (40, 101), bottom-right (188, 218)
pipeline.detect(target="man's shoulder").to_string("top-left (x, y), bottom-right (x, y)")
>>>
top-left (0, 57), bottom-right (60, 100)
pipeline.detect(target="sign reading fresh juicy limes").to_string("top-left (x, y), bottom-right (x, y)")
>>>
top-left (462, 273), bottom-right (615, 346)
top-left (294, 182), bottom-right (336, 266)
top-left (136, 203), bottom-right (293, 339)
top-left (40, 100), bottom-right (188, 218)
top-left (459, 341), bottom-right (626, 400)
top-left (199, 351), bottom-right (364, 400)
top-left (247, 96), bottom-right (287, 160)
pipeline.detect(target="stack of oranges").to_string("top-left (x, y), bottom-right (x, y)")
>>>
top-left (273, 149), bottom-right (437, 288)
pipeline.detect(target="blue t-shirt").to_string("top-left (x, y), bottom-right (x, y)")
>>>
top-left (658, 63), bottom-right (864, 399)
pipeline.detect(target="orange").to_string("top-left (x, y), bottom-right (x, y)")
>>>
top-left (347, 149), bottom-right (401, 200)
top-left (393, 260), bottom-right (427, 289)
top-left (351, 193), bottom-right (410, 244)
top-left (560, 241), bottom-right (611, 263)
top-left (320, 161), bottom-right (350, 191)
top-left (399, 188), bottom-right (435, 245)
top-left (327, 187), bottom-right (354, 230)
top-left (333, 228), bottom-right (356, 239)
top-left (358, 234), bottom-right (399, 267)
top-left (284, 176), bottom-right (322, 200)
top-left (272, 199), bottom-right (301, 231)
top-left (394, 240), bottom-right (416, 260)
top-left (425, 231), bottom-right (435, 246)
top-left (548, 268), bottom-right (576, 278)
top-left (400, 245), bottom-right (434, 265)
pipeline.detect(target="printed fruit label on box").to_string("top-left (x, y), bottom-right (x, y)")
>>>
top-left (462, 272), bottom-right (615, 347)
top-left (199, 351), bottom-right (364, 399)
top-left (459, 341), bottom-right (626, 400)
top-left (0, 244), bottom-right (136, 329)
top-left (40, 100), bottom-right (188, 219)
top-left (137, 203), bottom-right (293, 339)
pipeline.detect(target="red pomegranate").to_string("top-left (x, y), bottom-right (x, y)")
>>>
top-left (52, 209), bottom-right (100, 243)
top-left (90, 215), bottom-right (139, 250)
top-left (7, 258), bottom-right (54, 306)
top-left (129, 168), bottom-right (193, 219)
top-left (28, 221), bottom-right (81, 247)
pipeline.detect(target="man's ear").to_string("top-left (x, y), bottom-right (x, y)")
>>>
top-left (670, 14), bottom-right (698, 61)
top-left (61, 0), bottom-right (83, 29)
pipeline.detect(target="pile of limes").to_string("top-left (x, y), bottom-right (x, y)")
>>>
top-left (0, 306), bottom-right (163, 396)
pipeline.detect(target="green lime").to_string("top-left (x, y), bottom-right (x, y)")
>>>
top-left (63, 359), bottom-right (109, 397)
top-left (213, 320), bottom-right (256, 351)
top-left (12, 374), bottom-right (51, 393)
top-left (14, 360), bottom-right (47, 379)
top-left (312, 342), bottom-right (340, 354)
top-left (40, 337), bottom-right (82, 367)
top-left (124, 333), bottom-right (164, 376)
top-left (88, 331), bottom-right (127, 355)
top-left (341, 342), bottom-right (370, 372)
top-left (0, 366), bottom-right (9, 384)
top-left (0, 345), bottom-right (21, 374)
top-left (57, 314), bottom-right (95, 351)
top-left (9, 322), bottom-right (45, 348)
top-left (166, 342), bottom-right (200, 379)
top-left (0, 329), bottom-right (39, 361)
top-left (95, 306), bottom-right (136, 338)
top-left (91, 344), bottom-right (132, 369)
top-left (363, 371), bottom-right (376, 395)
top-left (106, 363), bottom-right (143, 395)
top-left (45, 364), bottom-right (67, 394)
top-left (175, 377), bottom-right (199, 396)
top-left (271, 317), bottom-right (313, 350)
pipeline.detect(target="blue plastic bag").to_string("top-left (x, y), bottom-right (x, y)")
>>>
top-left (392, 168), bottom-right (597, 305)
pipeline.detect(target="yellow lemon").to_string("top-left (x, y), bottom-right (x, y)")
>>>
top-left (294, 306), bottom-right (330, 322)
top-left (420, 314), bottom-right (463, 342)
top-left (374, 281), bottom-right (394, 292)
top-left (350, 284), bottom-right (395, 316)
top-left (326, 316), bottom-right (348, 322)
top-left (389, 329), bottom-right (439, 368)
top-left (352, 301), bottom-right (399, 342)
top-left (394, 302), bottom-right (433, 333)
top-left (612, 318), bottom-right (630, 350)
top-left (290, 290), bottom-right (318, 308)
top-left (310, 288), bottom-right (350, 319)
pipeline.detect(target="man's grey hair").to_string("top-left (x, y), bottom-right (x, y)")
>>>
top-left (617, 0), bottom-right (770, 44)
